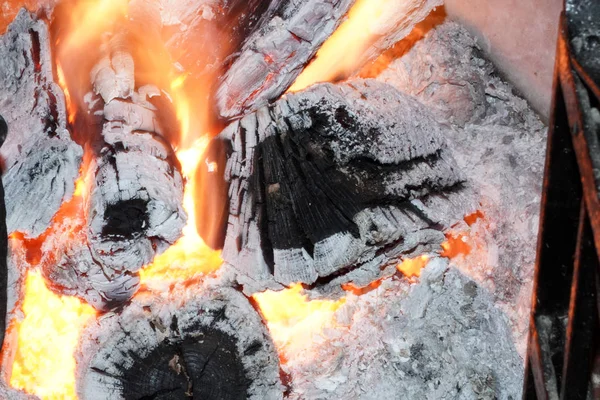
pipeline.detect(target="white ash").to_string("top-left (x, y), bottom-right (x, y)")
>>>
top-left (77, 279), bottom-right (283, 399)
top-left (376, 21), bottom-right (546, 357)
top-left (0, 10), bottom-right (82, 237)
top-left (282, 260), bottom-right (523, 399)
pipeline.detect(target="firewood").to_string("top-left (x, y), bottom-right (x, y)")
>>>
top-left (215, 0), bottom-right (355, 120)
top-left (0, 10), bottom-right (83, 238)
top-left (77, 282), bottom-right (283, 399)
top-left (44, 8), bottom-right (186, 310)
top-left (199, 79), bottom-right (476, 294)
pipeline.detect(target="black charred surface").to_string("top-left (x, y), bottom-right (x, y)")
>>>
top-left (102, 199), bottom-right (149, 239)
top-left (204, 80), bottom-right (471, 287)
top-left (121, 330), bottom-right (249, 400)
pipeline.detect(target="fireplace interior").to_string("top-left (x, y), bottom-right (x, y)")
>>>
top-left (0, 0), bottom-right (596, 399)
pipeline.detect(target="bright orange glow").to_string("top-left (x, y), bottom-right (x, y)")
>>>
top-left (58, 0), bottom-right (127, 57)
top-left (253, 284), bottom-right (345, 359)
top-left (441, 234), bottom-right (471, 258)
top-left (56, 62), bottom-right (75, 124)
top-left (290, 0), bottom-right (396, 92)
top-left (342, 279), bottom-right (383, 295)
top-left (10, 269), bottom-right (96, 399)
top-left (397, 255), bottom-right (429, 278)
top-left (139, 137), bottom-right (223, 287)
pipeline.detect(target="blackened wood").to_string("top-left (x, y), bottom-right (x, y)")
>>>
top-left (0, 10), bottom-right (83, 237)
top-left (202, 79), bottom-right (475, 294)
top-left (215, 0), bottom-right (355, 120)
top-left (77, 283), bottom-right (283, 399)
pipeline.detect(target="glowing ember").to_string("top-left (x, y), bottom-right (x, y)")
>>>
top-left (397, 255), bottom-right (429, 278)
top-left (253, 284), bottom-right (345, 358)
top-left (289, 0), bottom-right (396, 92)
top-left (10, 269), bottom-right (96, 398)
top-left (440, 234), bottom-right (472, 258)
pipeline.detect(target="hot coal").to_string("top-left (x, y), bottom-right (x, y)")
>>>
top-left (202, 79), bottom-right (475, 294)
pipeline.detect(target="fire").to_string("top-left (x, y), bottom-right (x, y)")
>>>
top-left (9, 269), bottom-right (96, 398)
top-left (139, 137), bottom-right (223, 287)
top-left (253, 284), bottom-right (345, 359)
top-left (397, 255), bottom-right (429, 278)
top-left (289, 0), bottom-right (396, 92)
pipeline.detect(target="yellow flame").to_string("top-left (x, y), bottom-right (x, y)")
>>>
top-left (140, 137), bottom-right (223, 285)
top-left (253, 284), bottom-right (345, 356)
top-left (59, 0), bottom-right (128, 56)
top-left (10, 270), bottom-right (96, 399)
top-left (289, 0), bottom-right (397, 92)
top-left (396, 255), bottom-right (429, 278)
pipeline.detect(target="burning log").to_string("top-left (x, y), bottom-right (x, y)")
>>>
top-left (77, 282), bottom-right (283, 399)
top-left (43, 8), bottom-right (186, 310)
top-left (215, 0), bottom-right (355, 119)
top-left (0, 10), bottom-right (83, 237)
top-left (200, 79), bottom-right (476, 294)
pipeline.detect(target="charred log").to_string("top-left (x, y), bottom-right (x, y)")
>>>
top-left (215, 0), bottom-right (355, 120)
top-left (0, 10), bottom-right (83, 237)
top-left (77, 283), bottom-right (283, 399)
top-left (200, 79), bottom-right (476, 294)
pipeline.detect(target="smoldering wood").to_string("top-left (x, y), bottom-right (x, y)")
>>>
top-left (77, 282), bottom-right (283, 399)
top-left (162, 0), bottom-right (272, 78)
top-left (0, 10), bottom-right (83, 237)
top-left (45, 16), bottom-right (186, 310)
top-left (200, 79), bottom-right (476, 294)
top-left (353, 0), bottom-right (443, 74)
top-left (215, 0), bottom-right (355, 120)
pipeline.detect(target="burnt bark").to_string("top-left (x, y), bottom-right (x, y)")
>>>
top-left (200, 80), bottom-right (476, 294)
top-left (77, 283), bottom-right (283, 399)
top-left (215, 0), bottom-right (355, 120)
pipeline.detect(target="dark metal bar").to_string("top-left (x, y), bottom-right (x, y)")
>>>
top-left (523, 0), bottom-right (600, 398)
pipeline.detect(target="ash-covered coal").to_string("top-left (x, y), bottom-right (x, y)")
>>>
top-left (376, 20), bottom-right (546, 358)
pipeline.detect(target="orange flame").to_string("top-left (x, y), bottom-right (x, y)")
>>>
top-left (9, 269), bottom-right (96, 398)
top-left (253, 284), bottom-right (345, 359)
top-left (289, 0), bottom-right (396, 92)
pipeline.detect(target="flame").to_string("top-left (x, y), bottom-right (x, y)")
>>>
top-left (289, 0), bottom-right (396, 92)
top-left (140, 137), bottom-right (223, 287)
top-left (253, 284), bottom-right (345, 358)
top-left (9, 269), bottom-right (96, 398)
top-left (56, 62), bottom-right (75, 124)
top-left (397, 255), bottom-right (429, 278)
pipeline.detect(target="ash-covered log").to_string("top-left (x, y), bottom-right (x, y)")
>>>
top-left (200, 79), bottom-right (476, 294)
top-left (44, 8), bottom-right (186, 310)
top-left (0, 10), bottom-right (83, 237)
top-left (77, 282), bottom-right (283, 399)
top-left (215, 0), bottom-right (355, 120)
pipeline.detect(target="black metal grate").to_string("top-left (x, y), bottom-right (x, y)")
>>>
top-left (523, 1), bottom-right (600, 399)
